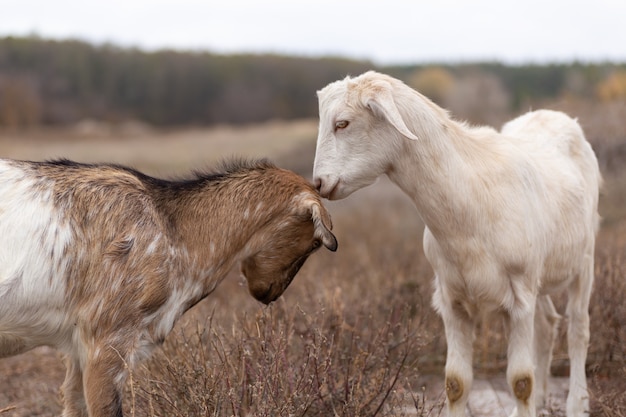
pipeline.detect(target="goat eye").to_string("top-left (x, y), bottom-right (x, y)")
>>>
top-left (312, 239), bottom-right (321, 249)
top-left (335, 120), bottom-right (349, 130)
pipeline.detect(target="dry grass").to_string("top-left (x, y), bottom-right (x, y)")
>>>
top-left (0, 119), bottom-right (318, 177)
top-left (0, 111), bottom-right (625, 416)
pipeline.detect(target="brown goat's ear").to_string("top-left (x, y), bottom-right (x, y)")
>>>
top-left (363, 80), bottom-right (419, 141)
top-left (310, 202), bottom-right (338, 252)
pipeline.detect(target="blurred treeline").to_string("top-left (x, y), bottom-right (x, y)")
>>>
top-left (2, 35), bottom-right (626, 128)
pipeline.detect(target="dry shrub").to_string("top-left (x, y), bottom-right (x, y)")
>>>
top-left (130, 296), bottom-right (422, 417)
top-left (589, 365), bottom-right (626, 417)
top-left (589, 225), bottom-right (626, 375)
top-left (586, 222), bottom-right (626, 417)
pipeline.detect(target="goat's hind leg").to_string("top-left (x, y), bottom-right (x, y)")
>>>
top-left (534, 295), bottom-right (561, 409)
top-left (507, 301), bottom-right (537, 417)
top-left (566, 257), bottom-right (593, 417)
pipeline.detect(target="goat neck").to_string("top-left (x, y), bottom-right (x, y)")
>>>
top-left (385, 91), bottom-right (505, 240)
top-left (154, 169), bottom-right (289, 282)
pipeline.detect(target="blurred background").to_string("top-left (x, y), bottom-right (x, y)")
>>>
top-left (0, 0), bottom-right (625, 128)
top-left (1, 1), bottom-right (625, 416)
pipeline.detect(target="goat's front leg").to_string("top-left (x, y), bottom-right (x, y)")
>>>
top-left (61, 357), bottom-right (88, 417)
top-left (83, 344), bottom-right (129, 417)
top-left (440, 300), bottom-right (475, 417)
top-left (507, 300), bottom-right (537, 417)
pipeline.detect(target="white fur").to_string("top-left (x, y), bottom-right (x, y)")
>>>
top-left (0, 164), bottom-right (74, 352)
top-left (313, 71), bottom-right (601, 417)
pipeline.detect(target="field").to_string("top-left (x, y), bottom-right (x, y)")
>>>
top-left (0, 110), bottom-right (625, 416)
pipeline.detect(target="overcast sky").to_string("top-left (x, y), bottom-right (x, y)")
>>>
top-left (1, 0), bottom-right (625, 65)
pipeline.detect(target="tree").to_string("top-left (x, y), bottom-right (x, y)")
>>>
top-left (596, 70), bottom-right (626, 102)
top-left (0, 75), bottom-right (42, 127)
top-left (407, 67), bottom-right (455, 105)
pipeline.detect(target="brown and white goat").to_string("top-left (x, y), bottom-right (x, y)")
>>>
top-left (0, 158), bottom-right (337, 417)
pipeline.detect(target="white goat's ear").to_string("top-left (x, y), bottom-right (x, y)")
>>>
top-left (309, 202), bottom-right (338, 252)
top-left (364, 82), bottom-right (419, 141)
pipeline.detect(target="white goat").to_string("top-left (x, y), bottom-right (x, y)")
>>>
top-left (313, 71), bottom-right (601, 417)
top-left (0, 158), bottom-right (337, 417)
